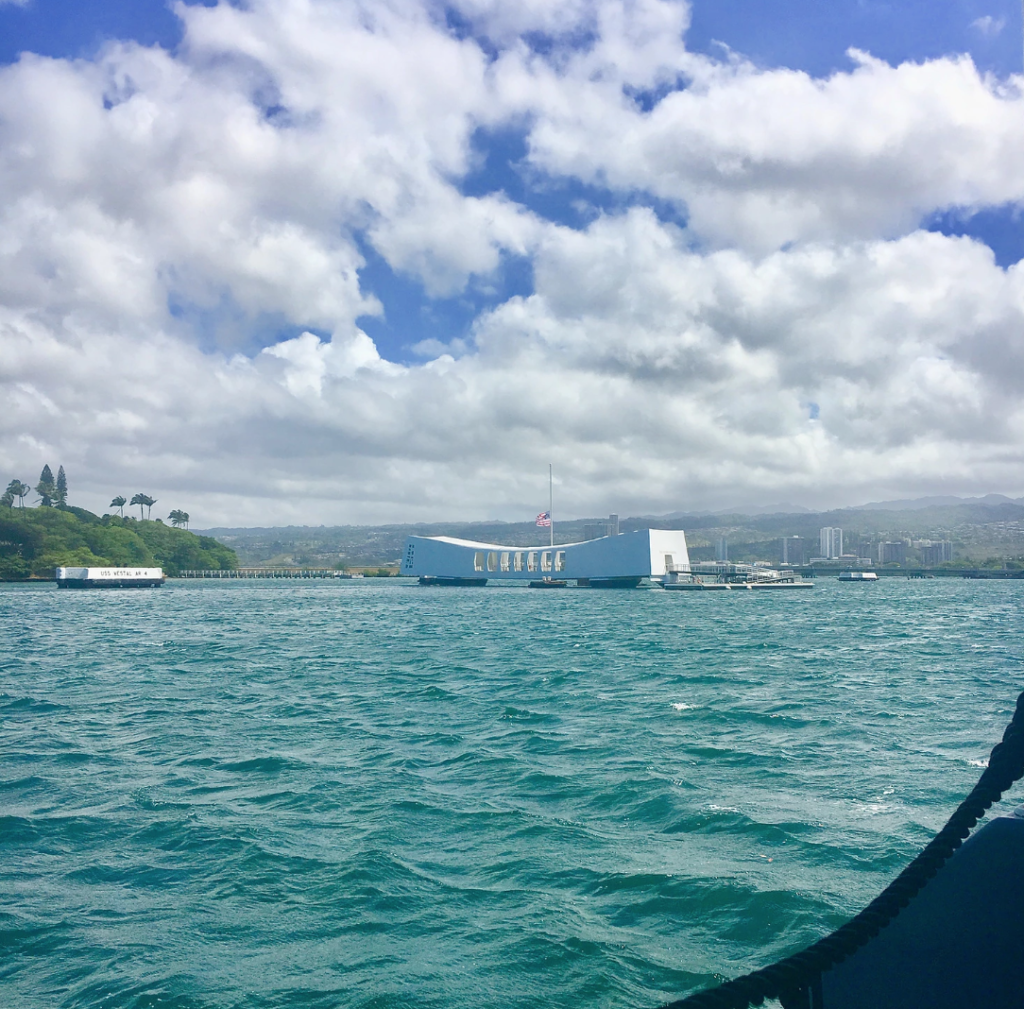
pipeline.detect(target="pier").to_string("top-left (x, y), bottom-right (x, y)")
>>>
top-left (177, 568), bottom-right (355, 579)
top-left (794, 566), bottom-right (1024, 579)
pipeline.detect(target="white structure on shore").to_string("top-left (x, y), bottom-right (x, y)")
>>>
top-left (401, 529), bottom-right (689, 586)
top-left (56, 567), bottom-right (165, 588)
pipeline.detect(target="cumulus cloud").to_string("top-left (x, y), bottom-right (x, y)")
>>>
top-left (2, 0), bottom-right (1024, 525)
top-left (518, 47), bottom-right (1024, 251)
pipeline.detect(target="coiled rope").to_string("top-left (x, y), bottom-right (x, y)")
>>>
top-left (660, 688), bottom-right (1024, 1009)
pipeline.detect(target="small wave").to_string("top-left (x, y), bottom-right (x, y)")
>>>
top-left (219, 755), bottom-right (307, 774)
top-left (500, 706), bottom-right (557, 723)
top-left (967, 758), bottom-right (989, 768)
top-left (2, 696), bottom-right (65, 713)
top-left (672, 702), bottom-right (697, 711)
top-left (0, 815), bottom-right (38, 843)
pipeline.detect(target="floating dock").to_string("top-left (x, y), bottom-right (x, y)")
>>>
top-left (663, 561), bottom-right (813, 590)
top-left (56, 567), bottom-right (165, 588)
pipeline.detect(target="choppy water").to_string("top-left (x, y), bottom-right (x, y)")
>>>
top-left (2, 578), bottom-right (1023, 1009)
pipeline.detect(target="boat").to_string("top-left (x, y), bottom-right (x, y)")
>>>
top-left (665, 686), bottom-right (1024, 1009)
top-left (839, 570), bottom-right (878, 581)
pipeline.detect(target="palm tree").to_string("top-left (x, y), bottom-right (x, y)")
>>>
top-left (168, 509), bottom-right (190, 530)
top-left (142, 494), bottom-right (156, 520)
top-left (130, 492), bottom-right (145, 519)
top-left (110, 495), bottom-right (126, 517)
top-left (6, 480), bottom-right (29, 508)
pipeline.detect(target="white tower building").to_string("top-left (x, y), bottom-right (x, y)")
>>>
top-left (820, 527), bottom-right (843, 560)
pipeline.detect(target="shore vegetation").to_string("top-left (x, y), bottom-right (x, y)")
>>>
top-left (0, 506), bottom-right (237, 580)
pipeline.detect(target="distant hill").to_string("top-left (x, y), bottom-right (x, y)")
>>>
top-left (853, 494), bottom-right (1022, 511)
top-left (0, 506), bottom-right (238, 579)
top-left (200, 494), bottom-right (1024, 568)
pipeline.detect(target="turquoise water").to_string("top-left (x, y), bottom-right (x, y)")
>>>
top-left (2, 578), bottom-right (1022, 1009)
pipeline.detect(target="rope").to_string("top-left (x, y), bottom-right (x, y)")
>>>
top-left (660, 688), bottom-right (1024, 1009)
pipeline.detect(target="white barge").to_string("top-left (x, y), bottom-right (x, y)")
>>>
top-left (56, 566), bottom-right (165, 588)
top-left (401, 529), bottom-right (689, 587)
top-left (839, 570), bottom-right (878, 581)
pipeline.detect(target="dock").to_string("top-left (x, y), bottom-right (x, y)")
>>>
top-left (177, 569), bottom-right (357, 579)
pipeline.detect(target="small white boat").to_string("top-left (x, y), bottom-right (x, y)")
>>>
top-left (839, 570), bottom-right (878, 581)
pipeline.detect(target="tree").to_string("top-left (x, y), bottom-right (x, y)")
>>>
top-left (36, 465), bottom-right (56, 507)
top-left (54, 466), bottom-right (68, 509)
top-left (131, 493), bottom-right (156, 520)
top-left (168, 509), bottom-right (190, 529)
top-left (110, 495), bottom-right (127, 517)
top-left (4, 480), bottom-right (29, 508)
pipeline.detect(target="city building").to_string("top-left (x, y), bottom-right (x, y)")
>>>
top-left (916, 540), bottom-right (954, 565)
top-left (582, 514), bottom-right (621, 540)
top-left (819, 527), bottom-right (843, 560)
top-left (780, 536), bottom-right (807, 565)
top-left (715, 536), bottom-right (728, 562)
top-left (878, 541), bottom-right (907, 565)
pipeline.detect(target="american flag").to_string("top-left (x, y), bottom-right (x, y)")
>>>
top-left (536, 511), bottom-right (551, 527)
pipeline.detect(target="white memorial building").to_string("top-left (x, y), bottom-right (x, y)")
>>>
top-left (400, 529), bottom-right (689, 587)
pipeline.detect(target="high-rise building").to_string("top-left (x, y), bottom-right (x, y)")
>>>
top-left (878, 541), bottom-right (907, 565)
top-left (582, 514), bottom-right (622, 540)
top-left (716, 536), bottom-right (728, 562)
top-left (819, 527), bottom-right (843, 560)
top-left (918, 540), bottom-right (953, 565)
top-left (781, 536), bottom-right (806, 565)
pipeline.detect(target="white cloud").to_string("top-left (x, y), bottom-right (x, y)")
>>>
top-left (517, 47), bottom-right (1024, 252)
top-left (5, 213), bottom-right (1024, 525)
top-left (971, 15), bottom-right (1005, 38)
top-left (2, 0), bottom-right (1024, 525)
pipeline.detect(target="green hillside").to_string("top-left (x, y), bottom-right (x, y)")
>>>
top-left (0, 506), bottom-right (237, 580)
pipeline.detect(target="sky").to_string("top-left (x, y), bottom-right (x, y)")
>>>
top-left (3, 0), bottom-right (1024, 526)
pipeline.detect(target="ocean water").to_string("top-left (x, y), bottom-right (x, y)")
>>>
top-left (2, 578), bottom-right (1023, 1009)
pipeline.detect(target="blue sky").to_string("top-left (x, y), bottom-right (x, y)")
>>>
top-left (4, 0), bottom-right (1019, 74)
top-left (4, 0), bottom-right (1023, 363)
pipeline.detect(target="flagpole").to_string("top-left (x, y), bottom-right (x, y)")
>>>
top-left (549, 463), bottom-right (554, 548)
